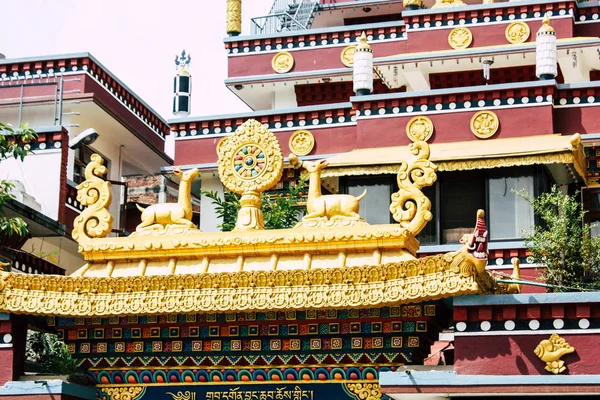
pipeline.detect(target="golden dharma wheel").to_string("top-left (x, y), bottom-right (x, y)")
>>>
top-left (470, 110), bottom-right (500, 139)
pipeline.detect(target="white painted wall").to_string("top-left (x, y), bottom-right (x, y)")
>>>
top-left (0, 150), bottom-right (62, 220)
top-left (271, 88), bottom-right (297, 109)
top-left (200, 174), bottom-right (224, 232)
top-left (21, 236), bottom-right (84, 275)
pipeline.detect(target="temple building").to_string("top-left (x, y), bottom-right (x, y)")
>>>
top-left (1, 0), bottom-right (600, 399)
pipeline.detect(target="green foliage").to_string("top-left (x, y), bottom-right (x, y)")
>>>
top-left (26, 331), bottom-right (78, 375)
top-left (518, 185), bottom-right (600, 291)
top-left (0, 122), bottom-right (37, 239)
top-left (201, 179), bottom-right (307, 232)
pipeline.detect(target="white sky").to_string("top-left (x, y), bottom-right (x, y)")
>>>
top-left (0, 0), bottom-right (272, 119)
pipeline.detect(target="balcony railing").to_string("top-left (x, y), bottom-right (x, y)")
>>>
top-left (251, 0), bottom-right (319, 35)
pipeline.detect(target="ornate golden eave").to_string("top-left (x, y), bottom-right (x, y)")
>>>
top-left (0, 251), bottom-right (497, 317)
top-left (320, 134), bottom-right (586, 180)
top-left (0, 118), bottom-right (516, 318)
top-left (72, 224), bottom-right (418, 276)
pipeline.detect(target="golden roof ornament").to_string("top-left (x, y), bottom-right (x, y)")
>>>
top-left (432, 0), bottom-right (466, 9)
top-left (217, 119), bottom-right (284, 230)
top-left (289, 153), bottom-right (368, 228)
top-left (135, 167), bottom-right (199, 232)
top-left (356, 32), bottom-right (372, 51)
top-left (538, 13), bottom-right (556, 35)
top-left (534, 334), bottom-right (575, 374)
top-left (389, 131), bottom-right (438, 236)
top-left (72, 154), bottom-right (113, 244)
top-left (226, 0), bottom-right (242, 36)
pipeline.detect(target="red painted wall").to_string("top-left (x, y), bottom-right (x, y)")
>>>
top-left (228, 18), bottom-right (573, 79)
top-left (175, 105), bottom-right (553, 166)
top-left (455, 333), bottom-right (600, 375)
top-left (175, 125), bottom-right (358, 166)
top-left (356, 105), bottom-right (554, 147)
top-left (405, 17), bottom-right (572, 54)
top-left (228, 41), bottom-right (402, 77)
top-left (554, 106), bottom-right (600, 135)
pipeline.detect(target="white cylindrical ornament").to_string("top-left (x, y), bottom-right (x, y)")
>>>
top-left (174, 50), bottom-right (192, 117)
top-left (536, 14), bottom-right (557, 80)
top-left (353, 32), bottom-right (374, 96)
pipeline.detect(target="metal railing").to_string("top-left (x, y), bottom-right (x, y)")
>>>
top-left (251, 0), bottom-right (319, 35)
top-left (0, 76), bottom-right (80, 128)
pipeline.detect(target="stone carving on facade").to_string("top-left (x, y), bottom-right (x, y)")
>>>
top-left (341, 45), bottom-right (357, 67)
top-left (505, 21), bottom-right (530, 44)
top-left (135, 167), bottom-right (200, 231)
top-left (406, 116), bottom-right (434, 142)
top-left (534, 334), bottom-right (575, 374)
top-left (290, 153), bottom-right (367, 227)
top-left (289, 129), bottom-right (315, 156)
top-left (272, 51), bottom-right (295, 74)
top-left (448, 27), bottom-right (473, 50)
top-left (471, 110), bottom-right (500, 139)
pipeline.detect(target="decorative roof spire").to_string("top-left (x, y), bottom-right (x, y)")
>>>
top-left (537, 13), bottom-right (556, 35)
top-left (536, 13), bottom-right (557, 80)
top-left (353, 32), bottom-right (374, 96)
top-left (175, 49), bottom-right (191, 72)
top-left (356, 32), bottom-right (372, 51)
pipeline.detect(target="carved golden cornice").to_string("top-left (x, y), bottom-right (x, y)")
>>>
top-left (0, 251), bottom-right (493, 317)
top-left (320, 151), bottom-right (578, 177)
top-left (75, 224), bottom-right (417, 264)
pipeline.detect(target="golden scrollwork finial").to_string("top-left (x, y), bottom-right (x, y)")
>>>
top-left (217, 119), bottom-right (283, 230)
top-left (72, 154), bottom-right (113, 243)
top-left (389, 135), bottom-right (437, 236)
top-left (534, 334), bottom-right (575, 374)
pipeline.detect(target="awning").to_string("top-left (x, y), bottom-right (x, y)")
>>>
top-left (323, 134), bottom-right (586, 181)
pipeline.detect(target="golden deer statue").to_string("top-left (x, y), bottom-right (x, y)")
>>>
top-left (135, 167), bottom-right (199, 231)
top-left (289, 153), bottom-right (366, 223)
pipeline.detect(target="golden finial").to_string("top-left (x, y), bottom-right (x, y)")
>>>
top-left (357, 32), bottom-right (371, 51)
top-left (538, 13), bottom-right (555, 34)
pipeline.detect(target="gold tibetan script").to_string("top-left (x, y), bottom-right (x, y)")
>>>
top-left (205, 386), bottom-right (314, 400)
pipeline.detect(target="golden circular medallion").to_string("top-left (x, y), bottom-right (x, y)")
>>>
top-left (406, 116), bottom-right (434, 142)
top-left (271, 51), bottom-right (294, 74)
top-left (340, 45), bottom-right (357, 67)
top-left (448, 27), bottom-right (473, 50)
top-left (470, 110), bottom-right (499, 139)
top-left (505, 21), bottom-right (530, 44)
top-left (218, 119), bottom-right (283, 194)
top-left (289, 130), bottom-right (315, 156)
